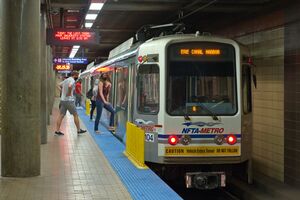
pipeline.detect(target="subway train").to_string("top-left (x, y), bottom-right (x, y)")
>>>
top-left (80, 29), bottom-right (255, 190)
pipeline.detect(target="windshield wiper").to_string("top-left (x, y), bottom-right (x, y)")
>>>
top-left (198, 103), bottom-right (219, 121)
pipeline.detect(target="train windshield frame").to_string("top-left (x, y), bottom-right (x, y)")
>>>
top-left (166, 42), bottom-right (237, 116)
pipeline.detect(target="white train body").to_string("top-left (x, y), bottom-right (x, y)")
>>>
top-left (80, 33), bottom-right (253, 189)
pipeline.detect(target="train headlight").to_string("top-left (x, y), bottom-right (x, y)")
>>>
top-left (226, 134), bottom-right (237, 145)
top-left (168, 135), bottom-right (179, 145)
top-left (181, 135), bottom-right (191, 145)
top-left (214, 135), bottom-right (225, 145)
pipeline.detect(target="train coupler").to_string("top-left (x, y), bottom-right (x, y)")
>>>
top-left (185, 172), bottom-right (226, 190)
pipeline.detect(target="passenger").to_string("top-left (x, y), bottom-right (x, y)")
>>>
top-left (94, 73), bottom-right (116, 133)
top-left (90, 79), bottom-right (99, 121)
top-left (55, 71), bottom-right (87, 135)
top-left (74, 79), bottom-right (82, 108)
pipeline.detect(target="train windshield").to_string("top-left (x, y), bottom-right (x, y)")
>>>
top-left (167, 42), bottom-right (237, 116)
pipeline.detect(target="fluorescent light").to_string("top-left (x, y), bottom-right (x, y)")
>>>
top-left (69, 51), bottom-right (77, 58)
top-left (85, 14), bottom-right (98, 20)
top-left (85, 22), bottom-right (93, 28)
top-left (89, 3), bottom-right (104, 11)
top-left (67, 9), bottom-right (80, 13)
top-left (69, 45), bottom-right (80, 58)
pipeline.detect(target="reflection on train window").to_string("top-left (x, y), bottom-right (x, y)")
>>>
top-left (137, 64), bottom-right (159, 114)
top-left (167, 61), bottom-right (237, 116)
top-left (116, 67), bottom-right (128, 109)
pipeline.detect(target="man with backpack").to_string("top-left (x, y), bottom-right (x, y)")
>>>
top-left (55, 71), bottom-right (87, 135)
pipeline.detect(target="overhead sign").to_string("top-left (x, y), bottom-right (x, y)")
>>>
top-left (53, 57), bottom-right (88, 64)
top-left (54, 64), bottom-right (72, 71)
top-left (47, 28), bottom-right (100, 46)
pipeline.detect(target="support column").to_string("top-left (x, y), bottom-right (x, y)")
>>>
top-left (46, 46), bottom-right (51, 125)
top-left (1, 0), bottom-right (41, 177)
top-left (47, 47), bottom-right (53, 122)
top-left (40, 11), bottom-right (47, 144)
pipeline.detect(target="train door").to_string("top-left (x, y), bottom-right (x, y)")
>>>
top-left (127, 62), bottom-right (136, 123)
top-left (134, 64), bottom-right (160, 124)
top-left (114, 66), bottom-right (129, 141)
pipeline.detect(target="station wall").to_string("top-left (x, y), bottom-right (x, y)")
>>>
top-left (284, 2), bottom-right (300, 186)
top-left (217, 3), bottom-right (300, 186)
top-left (217, 11), bottom-right (285, 182)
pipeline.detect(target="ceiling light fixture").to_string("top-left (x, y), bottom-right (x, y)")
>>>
top-left (69, 46), bottom-right (80, 58)
top-left (89, 3), bottom-right (104, 11)
top-left (85, 22), bottom-right (93, 28)
top-left (85, 14), bottom-right (98, 20)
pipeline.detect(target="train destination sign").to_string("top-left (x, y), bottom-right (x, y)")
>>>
top-left (180, 48), bottom-right (221, 56)
top-left (47, 28), bottom-right (100, 45)
top-left (53, 57), bottom-right (88, 64)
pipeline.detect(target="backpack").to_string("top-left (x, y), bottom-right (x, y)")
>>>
top-left (92, 85), bottom-right (98, 97)
top-left (86, 88), bottom-right (93, 99)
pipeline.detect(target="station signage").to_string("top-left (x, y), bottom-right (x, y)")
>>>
top-left (53, 57), bottom-right (88, 64)
top-left (46, 28), bottom-right (100, 46)
top-left (54, 63), bottom-right (72, 71)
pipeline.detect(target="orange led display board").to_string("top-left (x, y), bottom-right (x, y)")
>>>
top-left (54, 64), bottom-right (72, 71)
top-left (180, 48), bottom-right (221, 56)
top-left (47, 28), bottom-right (100, 46)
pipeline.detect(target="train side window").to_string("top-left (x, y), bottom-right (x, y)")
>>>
top-left (242, 65), bottom-right (252, 114)
top-left (137, 64), bottom-right (159, 114)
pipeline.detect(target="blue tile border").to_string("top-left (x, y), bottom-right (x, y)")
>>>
top-left (77, 109), bottom-right (183, 200)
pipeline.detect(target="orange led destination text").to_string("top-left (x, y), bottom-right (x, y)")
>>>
top-left (180, 48), bottom-right (221, 56)
top-left (55, 64), bottom-right (71, 71)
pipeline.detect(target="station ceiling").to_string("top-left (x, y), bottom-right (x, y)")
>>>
top-left (46, 0), bottom-right (288, 69)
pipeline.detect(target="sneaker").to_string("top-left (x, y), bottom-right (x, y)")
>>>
top-left (77, 129), bottom-right (87, 134)
top-left (95, 130), bottom-right (101, 134)
top-left (108, 127), bottom-right (115, 131)
top-left (55, 131), bottom-right (64, 135)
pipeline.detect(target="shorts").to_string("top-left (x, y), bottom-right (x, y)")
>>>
top-left (59, 101), bottom-right (77, 115)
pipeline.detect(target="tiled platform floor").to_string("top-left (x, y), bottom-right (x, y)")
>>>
top-left (0, 102), bottom-right (132, 200)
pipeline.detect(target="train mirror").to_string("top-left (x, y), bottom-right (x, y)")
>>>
top-left (252, 74), bottom-right (257, 88)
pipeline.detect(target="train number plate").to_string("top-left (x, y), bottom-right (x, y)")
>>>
top-left (165, 146), bottom-right (240, 156)
top-left (145, 133), bottom-right (154, 142)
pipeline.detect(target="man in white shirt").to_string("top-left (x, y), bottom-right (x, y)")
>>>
top-left (55, 71), bottom-right (86, 135)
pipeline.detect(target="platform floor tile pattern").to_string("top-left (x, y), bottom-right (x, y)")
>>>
top-left (0, 103), bottom-right (132, 200)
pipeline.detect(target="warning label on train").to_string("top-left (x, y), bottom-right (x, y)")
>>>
top-left (165, 146), bottom-right (240, 156)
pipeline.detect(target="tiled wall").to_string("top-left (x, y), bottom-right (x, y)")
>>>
top-left (216, 10), bottom-right (285, 181)
top-left (236, 28), bottom-right (285, 181)
top-left (284, 3), bottom-right (300, 186)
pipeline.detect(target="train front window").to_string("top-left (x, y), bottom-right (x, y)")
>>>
top-left (137, 64), bottom-right (159, 114)
top-left (167, 42), bottom-right (237, 116)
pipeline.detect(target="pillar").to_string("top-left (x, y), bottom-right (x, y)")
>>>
top-left (47, 46), bottom-right (53, 124)
top-left (1, 0), bottom-right (41, 177)
top-left (0, 0), bottom-right (9, 137)
top-left (40, 11), bottom-right (47, 144)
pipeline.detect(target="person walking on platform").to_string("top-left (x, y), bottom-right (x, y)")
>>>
top-left (89, 79), bottom-right (99, 121)
top-left (94, 73), bottom-right (115, 133)
top-left (55, 71), bottom-right (86, 135)
top-left (74, 79), bottom-right (83, 108)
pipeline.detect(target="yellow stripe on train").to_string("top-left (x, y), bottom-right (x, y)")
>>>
top-left (165, 146), bottom-right (240, 156)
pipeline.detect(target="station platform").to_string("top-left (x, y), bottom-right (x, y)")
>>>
top-left (0, 101), bottom-right (182, 200)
